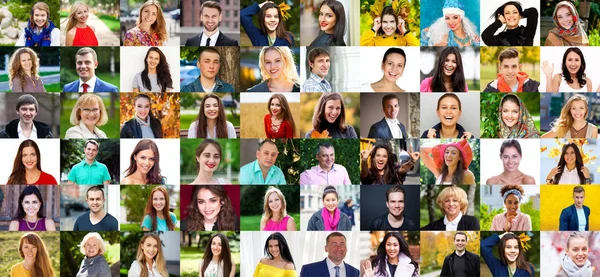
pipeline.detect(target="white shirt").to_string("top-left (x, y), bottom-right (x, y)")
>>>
top-left (444, 211), bottom-right (463, 231)
top-left (79, 76), bottom-right (97, 92)
top-left (17, 120), bottom-right (38, 139)
top-left (577, 207), bottom-right (587, 231)
top-left (201, 30), bottom-right (220, 46)
top-left (384, 117), bottom-right (403, 138)
top-left (326, 257), bottom-right (346, 277)
top-left (128, 260), bottom-right (163, 277)
top-left (187, 120), bottom-right (237, 138)
top-left (558, 167), bottom-right (581, 184)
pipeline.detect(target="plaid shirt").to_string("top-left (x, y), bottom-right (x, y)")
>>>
top-left (303, 73), bottom-right (332, 92)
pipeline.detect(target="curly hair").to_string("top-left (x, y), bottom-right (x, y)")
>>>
top-left (185, 185), bottom-right (237, 231)
top-left (137, 0), bottom-right (168, 44)
top-left (499, 184), bottom-right (524, 200)
top-left (8, 48), bottom-right (41, 91)
top-left (141, 47), bottom-right (172, 92)
top-left (436, 185), bottom-right (468, 214)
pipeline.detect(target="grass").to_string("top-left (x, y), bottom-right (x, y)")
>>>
top-left (0, 232), bottom-right (60, 276)
top-left (240, 213), bottom-right (300, 231)
top-left (97, 14), bottom-right (121, 32)
top-left (180, 113), bottom-right (240, 131)
top-left (180, 247), bottom-right (240, 274)
top-left (239, 102), bottom-right (301, 138)
top-left (60, 97), bottom-right (121, 138)
top-left (480, 63), bottom-right (541, 91)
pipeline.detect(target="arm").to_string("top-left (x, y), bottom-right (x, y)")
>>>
top-left (480, 234), bottom-right (504, 275)
top-left (439, 256), bottom-right (450, 276)
top-left (264, 114), bottom-right (270, 138)
top-left (66, 28), bottom-right (75, 46)
top-left (284, 121), bottom-right (293, 138)
top-left (51, 28), bottom-right (60, 46)
top-left (45, 218), bottom-right (56, 231)
top-left (559, 209), bottom-right (569, 231)
top-left (286, 216), bottom-right (296, 231)
top-left (240, 3), bottom-right (264, 45)
top-left (523, 8), bottom-right (539, 46)
top-left (11, 77), bottom-right (23, 92)
top-left (463, 170), bottom-right (476, 185)
top-left (15, 30), bottom-right (25, 46)
top-left (481, 19), bottom-right (503, 46)
top-left (587, 78), bottom-right (593, 92)
top-left (360, 29), bottom-right (377, 46)
top-left (420, 146), bottom-right (441, 177)
top-left (230, 263), bottom-right (236, 277)
top-left (8, 220), bottom-right (18, 231)
top-left (403, 32), bottom-right (419, 46)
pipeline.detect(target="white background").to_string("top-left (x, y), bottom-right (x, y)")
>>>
top-left (119, 46), bottom-right (181, 92)
top-left (119, 138), bottom-right (180, 184)
top-left (0, 139), bottom-right (60, 184)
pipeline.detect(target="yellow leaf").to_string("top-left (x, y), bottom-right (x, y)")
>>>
top-left (540, 146), bottom-right (547, 152)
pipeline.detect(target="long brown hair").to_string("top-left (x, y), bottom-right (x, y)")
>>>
top-left (200, 233), bottom-right (233, 277)
top-left (312, 92), bottom-right (347, 132)
top-left (498, 233), bottom-right (534, 277)
top-left (195, 94), bottom-right (229, 138)
top-left (137, 0), bottom-right (168, 44)
top-left (268, 93), bottom-right (296, 135)
top-left (195, 139), bottom-right (222, 171)
top-left (135, 233), bottom-right (169, 277)
top-left (8, 140), bottom-right (42, 185)
top-left (124, 139), bottom-right (164, 184)
top-left (553, 142), bottom-right (586, 184)
top-left (8, 48), bottom-right (41, 91)
top-left (143, 186), bottom-right (175, 231)
top-left (257, 3), bottom-right (293, 45)
top-left (19, 232), bottom-right (55, 277)
top-left (185, 185), bottom-right (237, 231)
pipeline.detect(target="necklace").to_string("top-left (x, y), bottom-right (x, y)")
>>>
top-left (454, 34), bottom-right (470, 44)
top-left (572, 122), bottom-right (588, 135)
top-left (25, 218), bottom-right (39, 230)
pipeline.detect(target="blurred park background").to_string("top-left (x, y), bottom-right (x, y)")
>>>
top-left (480, 231), bottom-right (540, 277)
top-left (480, 185), bottom-right (540, 231)
top-left (420, 139), bottom-right (480, 185)
top-left (419, 231), bottom-right (479, 276)
top-left (120, 92), bottom-right (181, 138)
top-left (0, 47), bottom-right (60, 91)
top-left (480, 92), bottom-right (540, 138)
top-left (179, 93), bottom-right (240, 138)
top-left (60, 93), bottom-right (121, 138)
top-left (240, 185), bottom-right (300, 230)
top-left (120, 185), bottom-right (180, 231)
top-left (120, 231), bottom-right (180, 276)
top-left (180, 231), bottom-right (240, 277)
top-left (60, 139), bottom-right (121, 184)
top-left (60, 231), bottom-right (120, 277)
top-left (60, 47), bottom-right (120, 90)
top-left (540, 0), bottom-right (600, 46)
top-left (180, 46), bottom-right (239, 90)
top-left (239, 0), bottom-right (300, 46)
top-left (419, 185), bottom-right (480, 228)
top-left (61, 0), bottom-right (120, 46)
top-left (181, 139), bottom-right (240, 184)
top-left (0, 232), bottom-right (60, 276)
top-left (479, 46), bottom-right (540, 92)
top-left (239, 47), bottom-right (300, 92)
top-left (299, 92), bottom-right (359, 137)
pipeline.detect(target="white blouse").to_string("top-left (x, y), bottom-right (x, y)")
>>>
top-left (128, 260), bottom-right (163, 277)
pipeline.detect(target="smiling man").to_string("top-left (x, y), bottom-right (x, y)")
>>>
top-left (73, 186), bottom-right (118, 231)
top-left (63, 47), bottom-right (119, 92)
top-left (300, 142), bottom-right (351, 185)
top-left (371, 186), bottom-right (416, 230)
top-left (440, 232), bottom-right (480, 277)
top-left (300, 232), bottom-right (360, 277)
top-left (67, 140), bottom-right (111, 185)
top-left (185, 1), bottom-right (238, 46)
top-left (483, 47), bottom-right (540, 92)
top-left (367, 94), bottom-right (408, 139)
top-left (560, 186), bottom-right (591, 231)
top-left (181, 47), bottom-right (234, 92)
top-left (0, 94), bottom-right (53, 138)
top-left (239, 140), bottom-right (286, 184)
top-left (303, 47), bottom-right (332, 92)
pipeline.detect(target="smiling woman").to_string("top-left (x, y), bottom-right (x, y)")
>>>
top-left (545, 1), bottom-right (589, 46)
top-left (9, 186), bottom-right (56, 231)
top-left (361, 48), bottom-right (407, 92)
top-left (64, 1), bottom-right (98, 46)
top-left (240, 1), bottom-right (295, 46)
top-left (120, 94), bottom-right (164, 138)
top-left (184, 185), bottom-right (238, 231)
top-left (141, 186), bottom-right (177, 231)
top-left (122, 139), bottom-right (165, 185)
top-left (305, 92), bottom-right (357, 138)
top-left (11, 233), bottom-right (56, 276)
top-left (124, 0), bottom-right (167, 46)
top-left (248, 46), bottom-right (300, 92)
top-left (65, 94), bottom-right (109, 139)
top-left (128, 233), bottom-right (169, 277)
top-left (7, 140), bottom-right (57, 185)
top-left (16, 2), bottom-right (60, 46)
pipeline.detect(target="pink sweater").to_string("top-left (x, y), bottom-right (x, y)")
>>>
top-left (420, 77), bottom-right (469, 92)
top-left (491, 212), bottom-right (532, 231)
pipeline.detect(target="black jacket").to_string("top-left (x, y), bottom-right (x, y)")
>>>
top-left (120, 117), bottom-right (163, 138)
top-left (421, 215), bottom-right (480, 230)
top-left (440, 250), bottom-right (480, 277)
top-left (184, 32), bottom-right (239, 46)
top-left (0, 119), bottom-right (53, 138)
top-left (483, 78), bottom-right (540, 92)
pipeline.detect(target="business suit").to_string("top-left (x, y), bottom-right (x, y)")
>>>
top-left (300, 258), bottom-right (359, 277)
top-left (63, 78), bottom-right (119, 93)
top-left (560, 204), bottom-right (590, 231)
top-left (367, 118), bottom-right (408, 139)
top-left (184, 31), bottom-right (239, 46)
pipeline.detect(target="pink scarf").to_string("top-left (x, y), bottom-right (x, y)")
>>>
top-left (322, 208), bottom-right (340, 231)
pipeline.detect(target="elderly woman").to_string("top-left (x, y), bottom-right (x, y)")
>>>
top-left (76, 232), bottom-right (110, 277)
top-left (421, 185), bottom-right (479, 230)
top-left (491, 185), bottom-right (532, 231)
top-left (65, 94), bottom-right (109, 139)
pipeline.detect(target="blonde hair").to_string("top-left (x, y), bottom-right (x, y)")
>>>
top-left (65, 2), bottom-right (90, 33)
top-left (258, 46), bottom-right (299, 84)
top-left (32, 2), bottom-right (50, 26)
top-left (137, 0), bottom-right (168, 44)
top-left (19, 233), bottom-right (55, 277)
top-left (69, 94), bottom-right (109, 126)
top-left (79, 232), bottom-right (107, 256)
top-left (436, 185), bottom-right (468, 214)
top-left (135, 233), bottom-right (169, 277)
top-left (551, 94), bottom-right (589, 137)
top-left (261, 186), bottom-right (288, 228)
top-left (8, 48), bottom-right (41, 90)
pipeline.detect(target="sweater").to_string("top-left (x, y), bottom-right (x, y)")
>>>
top-left (421, 215), bottom-right (480, 231)
top-left (76, 255), bottom-right (111, 277)
top-left (440, 250), bottom-right (480, 277)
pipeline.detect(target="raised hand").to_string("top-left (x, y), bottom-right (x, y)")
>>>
top-left (361, 142), bottom-right (374, 161)
top-left (427, 128), bottom-right (437, 138)
top-left (259, 1), bottom-right (274, 8)
top-left (542, 61), bottom-right (554, 77)
top-left (372, 17), bottom-right (381, 33)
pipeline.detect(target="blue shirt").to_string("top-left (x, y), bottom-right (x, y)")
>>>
top-left (67, 159), bottom-right (111, 185)
top-left (142, 212), bottom-right (178, 231)
top-left (303, 73), bottom-right (332, 92)
top-left (239, 160), bottom-right (286, 185)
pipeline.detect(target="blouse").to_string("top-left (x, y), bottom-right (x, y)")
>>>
top-left (72, 25), bottom-right (98, 46)
top-left (188, 121), bottom-right (237, 138)
top-left (200, 260), bottom-right (224, 277)
top-left (33, 171), bottom-right (58, 185)
top-left (124, 26), bottom-right (164, 46)
top-left (263, 215), bottom-right (291, 231)
top-left (11, 262), bottom-right (31, 277)
top-left (128, 260), bottom-right (163, 277)
top-left (252, 262), bottom-right (296, 277)
top-left (18, 218), bottom-right (47, 231)
top-left (11, 76), bottom-right (45, 92)
top-left (264, 114), bottom-right (293, 139)
top-left (491, 212), bottom-right (532, 231)
top-left (142, 212), bottom-right (178, 231)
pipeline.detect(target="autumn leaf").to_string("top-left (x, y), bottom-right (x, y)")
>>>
top-left (311, 129), bottom-right (330, 138)
top-left (540, 146), bottom-right (547, 152)
top-left (278, 2), bottom-right (291, 21)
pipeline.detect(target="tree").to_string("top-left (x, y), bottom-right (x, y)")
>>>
top-left (120, 93), bottom-right (181, 138)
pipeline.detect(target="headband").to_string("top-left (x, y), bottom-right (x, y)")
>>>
top-left (502, 189), bottom-right (522, 201)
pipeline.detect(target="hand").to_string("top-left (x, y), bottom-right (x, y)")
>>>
top-left (462, 132), bottom-right (472, 139)
top-left (363, 260), bottom-right (374, 277)
top-left (259, 1), bottom-right (273, 8)
top-left (409, 151), bottom-right (420, 162)
top-left (427, 128), bottom-right (437, 138)
top-left (473, 35), bottom-right (480, 43)
top-left (360, 142), bottom-right (374, 162)
top-left (505, 213), bottom-right (516, 231)
top-left (423, 27), bottom-right (430, 33)
top-left (398, 17), bottom-right (406, 34)
top-left (498, 14), bottom-right (506, 24)
top-left (582, 166), bottom-right (591, 178)
top-left (542, 61), bottom-right (554, 77)
top-left (372, 17), bottom-right (381, 33)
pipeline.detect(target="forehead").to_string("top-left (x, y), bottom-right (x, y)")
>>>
top-left (445, 146), bottom-right (460, 152)
top-left (328, 235), bottom-right (345, 243)
top-left (19, 103), bottom-right (36, 109)
top-left (386, 236), bottom-right (399, 244)
top-left (325, 99), bottom-right (341, 107)
top-left (502, 100), bottom-right (519, 109)
top-left (504, 238), bottom-right (519, 246)
top-left (200, 51), bottom-right (220, 60)
top-left (86, 237), bottom-right (99, 244)
top-left (445, 53), bottom-right (456, 60)
top-left (384, 98), bottom-right (398, 106)
top-left (201, 144), bottom-right (220, 154)
top-left (319, 146), bottom-right (335, 155)
top-left (137, 148), bottom-right (155, 157)
top-left (265, 7), bottom-right (278, 16)
top-left (212, 236), bottom-right (222, 243)
top-left (382, 14), bottom-right (396, 21)
top-left (388, 191), bottom-right (404, 200)
top-left (268, 192), bottom-right (280, 199)
top-left (20, 52), bottom-right (32, 59)
top-left (385, 53), bottom-right (405, 64)
top-left (268, 239), bottom-right (279, 246)
top-left (557, 6), bottom-right (571, 15)
top-left (144, 236), bottom-right (158, 245)
top-left (76, 53), bottom-right (95, 62)
top-left (87, 190), bottom-right (104, 198)
top-left (455, 234), bottom-right (467, 240)
top-left (76, 5), bottom-right (88, 12)
top-left (147, 50), bottom-right (160, 58)
top-left (204, 97), bottom-right (219, 105)
top-left (566, 51), bottom-right (581, 59)
top-left (22, 146), bottom-right (37, 154)
top-left (501, 57), bottom-right (519, 66)
top-left (85, 143), bottom-right (99, 150)
top-left (439, 96), bottom-right (459, 105)
top-left (574, 191), bottom-right (585, 196)
top-left (259, 142), bottom-right (278, 152)
top-left (152, 190), bottom-right (165, 198)
top-left (375, 148), bottom-right (388, 155)
top-left (198, 188), bottom-right (217, 198)
top-left (504, 4), bottom-right (519, 12)
top-left (202, 7), bottom-right (220, 15)
top-left (33, 9), bottom-right (48, 15)
top-left (314, 54), bottom-right (330, 60)
top-left (264, 49), bottom-right (282, 60)
top-left (23, 194), bottom-right (40, 201)
top-left (502, 146), bottom-right (519, 154)
top-left (143, 4), bottom-right (158, 13)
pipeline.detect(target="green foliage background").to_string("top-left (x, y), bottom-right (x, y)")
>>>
top-left (480, 231), bottom-right (541, 277)
top-left (239, 185), bottom-right (300, 230)
top-left (298, 139), bottom-right (361, 184)
top-left (60, 138), bottom-right (121, 184)
top-left (60, 47), bottom-right (121, 89)
top-left (480, 202), bottom-right (540, 231)
top-left (120, 185), bottom-right (180, 231)
top-left (180, 231), bottom-right (240, 277)
top-left (60, 231), bottom-right (120, 276)
top-left (180, 139), bottom-right (241, 184)
top-left (480, 93), bottom-right (541, 138)
top-left (0, 232), bottom-right (60, 276)
top-left (360, 0), bottom-right (421, 38)
top-left (419, 185), bottom-right (481, 228)
top-left (239, 0), bottom-right (300, 46)
top-left (420, 139), bottom-right (480, 185)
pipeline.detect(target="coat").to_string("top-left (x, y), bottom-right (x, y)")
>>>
top-left (440, 250), bottom-right (480, 277)
top-left (559, 204), bottom-right (590, 231)
top-left (300, 258), bottom-right (359, 277)
top-left (120, 117), bottom-right (163, 138)
top-left (306, 209), bottom-right (352, 231)
top-left (184, 31), bottom-right (239, 46)
top-left (63, 77), bottom-right (118, 92)
top-left (0, 119), bottom-right (53, 138)
top-left (367, 118), bottom-right (408, 139)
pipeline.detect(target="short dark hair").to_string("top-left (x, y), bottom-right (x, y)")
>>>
top-left (84, 140), bottom-right (99, 149)
top-left (454, 231), bottom-right (468, 241)
top-left (574, 185), bottom-right (585, 194)
top-left (382, 94), bottom-right (399, 108)
top-left (500, 139), bottom-right (522, 156)
top-left (498, 47), bottom-right (520, 64)
top-left (86, 186), bottom-right (105, 199)
top-left (386, 185), bottom-right (405, 202)
top-left (199, 47), bottom-right (221, 59)
top-left (16, 94), bottom-right (39, 111)
top-left (308, 47), bottom-right (330, 65)
top-left (326, 232), bottom-right (346, 244)
top-left (200, 1), bottom-right (222, 14)
top-left (316, 142), bottom-right (334, 156)
top-left (258, 139), bottom-right (277, 151)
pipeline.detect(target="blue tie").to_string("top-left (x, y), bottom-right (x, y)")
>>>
top-left (334, 266), bottom-right (340, 277)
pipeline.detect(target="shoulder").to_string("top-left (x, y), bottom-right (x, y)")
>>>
top-left (130, 260), bottom-right (141, 270)
top-left (284, 262), bottom-right (295, 270)
top-left (522, 174), bottom-right (536, 184)
top-left (170, 212), bottom-right (178, 221)
top-left (68, 27), bottom-right (77, 36)
top-left (247, 81), bottom-right (269, 92)
top-left (486, 175), bottom-right (499, 185)
top-left (259, 257), bottom-right (269, 264)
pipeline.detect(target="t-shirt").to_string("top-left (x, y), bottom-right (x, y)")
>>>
top-left (132, 72), bottom-right (162, 92)
top-left (577, 207), bottom-right (587, 231)
top-left (73, 212), bottom-right (118, 231)
top-left (11, 262), bottom-right (30, 277)
top-left (142, 212), bottom-right (178, 231)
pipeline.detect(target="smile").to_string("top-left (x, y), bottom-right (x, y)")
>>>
top-left (206, 163), bottom-right (216, 169)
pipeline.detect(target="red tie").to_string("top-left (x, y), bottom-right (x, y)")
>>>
top-left (82, 83), bottom-right (89, 93)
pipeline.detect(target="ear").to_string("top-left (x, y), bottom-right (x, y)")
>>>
top-left (94, 61), bottom-right (98, 69)
top-left (218, 13), bottom-right (223, 22)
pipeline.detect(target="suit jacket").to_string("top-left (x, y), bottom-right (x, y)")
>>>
top-left (560, 204), bottom-right (590, 231)
top-left (300, 258), bottom-right (359, 277)
top-left (184, 31), bottom-right (239, 46)
top-left (367, 118), bottom-right (408, 139)
top-left (63, 78), bottom-right (119, 92)
top-left (65, 121), bottom-right (107, 139)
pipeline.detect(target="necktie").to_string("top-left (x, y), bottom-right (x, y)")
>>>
top-left (82, 83), bottom-right (89, 93)
top-left (334, 266), bottom-right (340, 277)
top-left (205, 38), bottom-right (211, 46)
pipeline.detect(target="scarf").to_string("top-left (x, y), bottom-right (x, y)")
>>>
top-left (561, 253), bottom-right (593, 277)
top-left (496, 72), bottom-right (531, 93)
top-left (24, 10), bottom-right (55, 47)
top-left (498, 94), bottom-right (540, 138)
top-left (322, 207), bottom-right (340, 231)
top-left (550, 1), bottom-right (589, 46)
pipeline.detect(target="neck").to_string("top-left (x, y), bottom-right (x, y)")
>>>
top-left (25, 167), bottom-right (40, 176)
top-left (207, 118), bottom-right (217, 129)
top-left (328, 209), bottom-right (336, 216)
top-left (453, 28), bottom-right (466, 38)
top-left (319, 164), bottom-right (332, 173)
top-left (388, 256), bottom-right (399, 264)
top-left (271, 211), bottom-right (282, 221)
top-left (506, 24), bottom-right (518, 30)
top-left (204, 28), bottom-right (218, 37)
top-left (205, 216), bottom-right (217, 225)
top-left (456, 249), bottom-right (465, 255)
top-left (90, 210), bottom-right (106, 218)
top-left (148, 67), bottom-right (157, 74)
top-left (76, 22), bottom-right (87, 28)
top-left (259, 164), bottom-right (272, 175)
top-left (507, 261), bottom-right (516, 269)
top-left (132, 170), bottom-right (147, 183)
top-left (388, 212), bottom-right (403, 222)
top-left (446, 212), bottom-right (459, 222)
top-left (212, 255), bottom-right (220, 263)
top-left (19, 120), bottom-right (34, 130)
top-left (440, 124), bottom-right (458, 138)
top-left (25, 71), bottom-right (32, 77)
top-left (443, 74), bottom-right (452, 83)
top-left (566, 163), bottom-right (576, 171)
top-left (156, 211), bottom-right (165, 219)
top-left (570, 73), bottom-right (578, 80)
top-left (268, 30), bottom-right (276, 39)
top-left (145, 257), bottom-right (154, 268)
top-left (197, 170), bottom-right (214, 183)
top-left (200, 75), bottom-right (217, 88)
top-left (312, 71), bottom-right (325, 80)
top-left (506, 77), bottom-right (518, 87)
top-left (446, 164), bottom-right (458, 176)
top-left (81, 76), bottom-right (92, 83)
top-left (24, 214), bottom-right (38, 222)
top-left (23, 259), bottom-right (35, 270)
top-left (377, 77), bottom-right (398, 89)
top-left (502, 169), bottom-right (522, 177)
top-left (573, 119), bottom-right (587, 128)
top-left (269, 75), bottom-right (285, 85)
top-left (85, 158), bottom-right (95, 165)
top-left (139, 23), bottom-right (152, 33)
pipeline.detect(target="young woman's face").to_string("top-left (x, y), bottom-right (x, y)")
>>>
top-left (501, 146), bottom-right (521, 172)
top-left (569, 100), bottom-right (586, 121)
top-left (152, 190), bottom-right (166, 213)
top-left (21, 146), bottom-right (38, 170)
top-left (22, 194), bottom-right (41, 217)
top-left (141, 4), bottom-right (158, 26)
top-left (268, 192), bottom-right (282, 213)
top-left (141, 236), bottom-right (159, 260)
top-left (319, 4), bottom-right (336, 34)
top-left (267, 239), bottom-right (281, 258)
top-left (556, 6), bottom-right (574, 30)
top-left (324, 99), bottom-right (342, 123)
top-left (381, 14), bottom-right (397, 36)
top-left (135, 97), bottom-right (151, 120)
top-left (564, 146), bottom-right (577, 167)
top-left (436, 97), bottom-right (461, 127)
top-left (135, 149), bottom-right (156, 175)
top-left (444, 14), bottom-right (462, 31)
top-left (264, 8), bottom-right (280, 32)
top-left (385, 236), bottom-right (400, 259)
top-left (75, 5), bottom-right (89, 24)
top-left (32, 9), bottom-right (48, 28)
top-left (20, 52), bottom-right (33, 73)
top-left (504, 238), bottom-right (519, 263)
top-left (197, 188), bottom-right (222, 221)
top-left (197, 144), bottom-right (221, 173)
top-left (501, 100), bottom-right (520, 128)
top-left (264, 50), bottom-right (284, 79)
top-left (374, 148), bottom-right (389, 170)
top-left (211, 236), bottom-right (222, 257)
top-left (443, 196), bottom-right (460, 217)
top-left (84, 237), bottom-right (101, 257)
top-left (146, 50), bottom-right (161, 71)
top-left (323, 192), bottom-right (339, 213)
top-left (565, 51), bottom-right (582, 75)
top-left (567, 237), bottom-right (589, 267)
top-left (504, 194), bottom-right (520, 214)
top-left (80, 102), bottom-right (100, 127)
top-left (503, 4), bottom-right (521, 28)
top-left (444, 146), bottom-right (461, 167)
top-left (270, 98), bottom-right (282, 117)
top-left (21, 241), bottom-right (38, 262)
top-left (443, 53), bottom-right (457, 77)
top-left (204, 98), bottom-right (220, 120)
top-left (381, 53), bottom-right (405, 83)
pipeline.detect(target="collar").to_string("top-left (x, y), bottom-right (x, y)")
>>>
top-left (17, 120), bottom-right (37, 138)
top-left (252, 159), bottom-right (273, 174)
top-left (385, 117), bottom-right (399, 125)
top-left (564, 166), bottom-right (578, 173)
top-left (203, 30), bottom-right (220, 40)
top-left (309, 72), bottom-right (326, 82)
top-left (79, 76), bottom-right (97, 91)
top-left (79, 120), bottom-right (99, 138)
top-left (315, 164), bottom-right (336, 173)
top-left (455, 250), bottom-right (466, 257)
top-left (81, 158), bottom-right (99, 167)
top-left (326, 257), bottom-right (344, 270)
top-left (444, 211), bottom-right (463, 226)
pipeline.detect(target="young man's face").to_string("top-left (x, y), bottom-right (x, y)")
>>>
top-left (310, 54), bottom-right (330, 78)
top-left (17, 104), bottom-right (37, 124)
top-left (383, 98), bottom-right (399, 119)
top-left (84, 143), bottom-right (99, 161)
top-left (454, 234), bottom-right (467, 252)
top-left (573, 191), bottom-right (585, 209)
top-left (197, 51), bottom-right (221, 80)
top-left (76, 53), bottom-right (98, 82)
top-left (386, 192), bottom-right (404, 217)
top-left (86, 190), bottom-right (105, 214)
top-left (201, 7), bottom-right (222, 32)
top-left (498, 57), bottom-right (522, 83)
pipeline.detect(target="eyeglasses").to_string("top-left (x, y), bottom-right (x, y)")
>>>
top-left (81, 108), bottom-right (100, 114)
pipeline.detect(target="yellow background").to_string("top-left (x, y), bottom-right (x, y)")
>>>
top-left (540, 185), bottom-right (600, 230)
